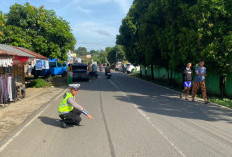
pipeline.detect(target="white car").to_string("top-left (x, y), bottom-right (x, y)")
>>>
top-left (125, 64), bottom-right (134, 73)
top-left (125, 63), bottom-right (140, 73)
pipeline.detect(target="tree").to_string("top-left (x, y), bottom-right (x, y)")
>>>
top-left (89, 50), bottom-right (98, 56)
top-left (107, 45), bottom-right (126, 65)
top-left (98, 50), bottom-right (108, 64)
top-left (1, 3), bottom-right (76, 60)
top-left (117, 0), bottom-right (232, 96)
top-left (75, 47), bottom-right (88, 57)
top-left (0, 11), bottom-right (6, 42)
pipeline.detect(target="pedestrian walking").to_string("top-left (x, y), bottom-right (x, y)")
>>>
top-left (191, 61), bottom-right (210, 104)
top-left (180, 63), bottom-right (193, 100)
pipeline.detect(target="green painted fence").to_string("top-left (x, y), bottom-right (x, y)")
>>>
top-left (205, 73), bottom-right (220, 95)
top-left (141, 66), bottom-right (232, 97)
top-left (153, 67), bottom-right (169, 79)
top-left (147, 67), bottom-right (152, 76)
top-left (225, 74), bottom-right (232, 97)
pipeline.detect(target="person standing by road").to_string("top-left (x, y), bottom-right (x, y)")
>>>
top-left (58, 84), bottom-right (93, 128)
top-left (88, 63), bottom-right (93, 76)
top-left (66, 64), bottom-right (73, 84)
top-left (180, 63), bottom-right (193, 100)
top-left (191, 61), bottom-right (210, 104)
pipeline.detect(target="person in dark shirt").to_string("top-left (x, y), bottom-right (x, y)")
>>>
top-left (180, 63), bottom-right (193, 100)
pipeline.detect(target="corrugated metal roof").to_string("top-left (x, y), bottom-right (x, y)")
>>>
top-left (0, 48), bottom-right (17, 55)
top-left (0, 44), bottom-right (34, 57)
top-left (0, 44), bottom-right (48, 59)
top-left (14, 46), bottom-right (47, 59)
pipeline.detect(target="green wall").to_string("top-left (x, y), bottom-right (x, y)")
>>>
top-left (205, 73), bottom-right (220, 95)
top-left (141, 66), bottom-right (232, 97)
top-left (226, 74), bottom-right (232, 97)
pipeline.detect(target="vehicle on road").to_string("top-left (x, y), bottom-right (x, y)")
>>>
top-left (115, 62), bottom-right (123, 71)
top-left (106, 72), bottom-right (112, 79)
top-left (72, 63), bottom-right (89, 81)
top-left (89, 64), bottom-right (98, 78)
top-left (34, 61), bottom-right (67, 77)
top-left (125, 63), bottom-right (140, 73)
top-left (99, 64), bottom-right (103, 71)
top-left (89, 71), bottom-right (98, 78)
top-left (125, 63), bottom-right (134, 73)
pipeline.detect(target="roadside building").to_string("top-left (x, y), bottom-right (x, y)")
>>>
top-left (0, 44), bottom-right (47, 107)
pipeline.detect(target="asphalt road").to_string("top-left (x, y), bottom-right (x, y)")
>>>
top-left (1, 71), bottom-right (232, 157)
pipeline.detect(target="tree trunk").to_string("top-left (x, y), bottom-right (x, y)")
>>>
top-left (151, 65), bottom-right (154, 80)
top-left (219, 75), bottom-right (227, 97)
top-left (145, 66), bottom-right (147, 78)
top-left (170, 70), bottom-right (173, 84)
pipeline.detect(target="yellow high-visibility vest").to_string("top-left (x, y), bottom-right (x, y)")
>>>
top-left (58, 92), bottom-right (74, 115)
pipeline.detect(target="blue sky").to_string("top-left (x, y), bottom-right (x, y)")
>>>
top-left (0, 0), bottom-right (133, 51)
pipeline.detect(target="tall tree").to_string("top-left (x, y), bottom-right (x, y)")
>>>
top-left (1, 3), bottom-right (76, 60)
top-left (75, 47), bottom-right (88, 56)
top-left (0, 11), bottom-right (6, 42)
top-left (107, 45), bottom-right (126, 65)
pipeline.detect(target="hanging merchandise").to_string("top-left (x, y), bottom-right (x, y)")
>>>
top-left (36, 59), bottom-right (49, 70)
top-left (45, 60), bottom-right (49, 69)
top-left (0, 76), bottom-right (9, 104)
top-left (0, 56), bottom-right (13, 67)
top-left (8, 76), bottom-right (13, 101)
top-left (0, 75), bottom-right (17, 104)
top-left (42, 60), bottom-right (46, 69)
top-left (36, 60), bottom-right (42, 70)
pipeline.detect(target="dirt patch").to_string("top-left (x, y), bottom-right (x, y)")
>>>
top-left (0, 77), bottom-right (67, 141)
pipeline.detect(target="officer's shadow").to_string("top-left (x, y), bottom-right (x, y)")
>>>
top-left (38, 116), bottom-right (82, 128)
top-left (38, 116), bottom-right (63, 128)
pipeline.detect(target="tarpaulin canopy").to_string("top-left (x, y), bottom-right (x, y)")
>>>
top-left (12, 56), bottom-right (29, 67)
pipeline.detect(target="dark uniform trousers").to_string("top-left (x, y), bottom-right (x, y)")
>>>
top-left (59, 108), bottom-right (82, 125)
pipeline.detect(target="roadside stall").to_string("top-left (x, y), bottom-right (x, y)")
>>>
top-left (0, 55), bottom-right (16, 105)
top-left (0, 44), bottom-right (47, 107)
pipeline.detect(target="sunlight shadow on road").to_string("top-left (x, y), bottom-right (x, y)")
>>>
top-left (114, 94), bottom-right (232, 124)
top-left (38, 116), bottom-right (64, 128)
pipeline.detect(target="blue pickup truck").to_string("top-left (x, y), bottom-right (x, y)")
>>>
top-left (34, 61), bottom-right (68, 77)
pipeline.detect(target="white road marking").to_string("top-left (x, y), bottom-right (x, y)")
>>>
top-left (0, 89), bottom-right (66, 153)
top-left (109, 79), bottom-right (186, 157)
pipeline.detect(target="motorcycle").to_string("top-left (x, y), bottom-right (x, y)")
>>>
top-left (106, 72), bottom-right (112, 79)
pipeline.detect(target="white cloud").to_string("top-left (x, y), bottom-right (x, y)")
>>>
top-left (93, 30), bottom-right (111, 37)
top-left (72, 22), bottom-right (118, 50)
top-left (75, 6), bottom-right (92, 14)
top-left (61, 0), bottom-right (92, 14)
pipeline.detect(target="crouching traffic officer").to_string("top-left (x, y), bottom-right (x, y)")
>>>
top-left (58, 84), bottom-right (93, 128)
